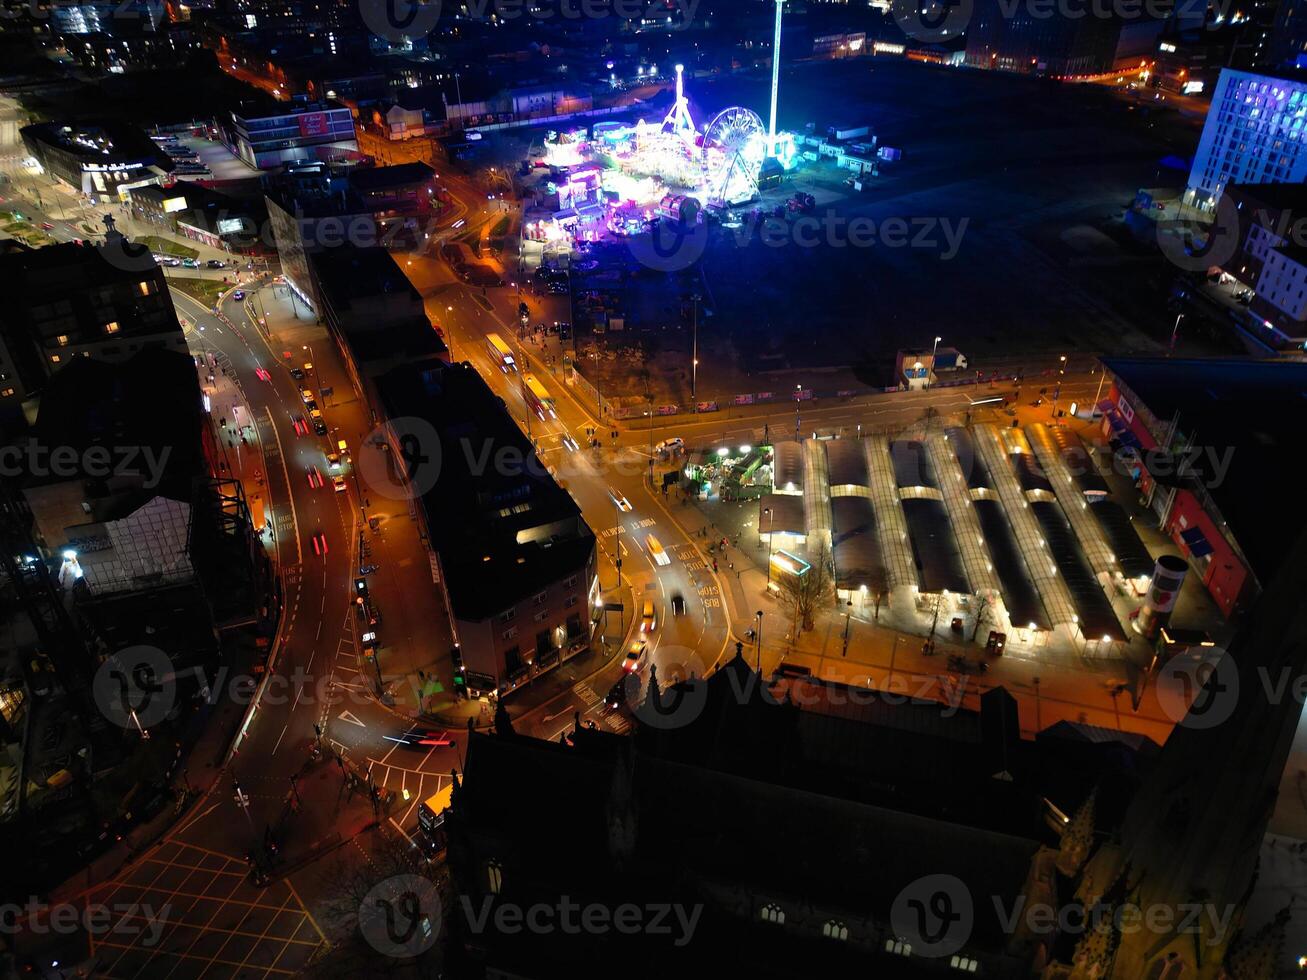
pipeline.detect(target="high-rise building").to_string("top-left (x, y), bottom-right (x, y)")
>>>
top-left (1185, 67), bottom-right (1307, 208)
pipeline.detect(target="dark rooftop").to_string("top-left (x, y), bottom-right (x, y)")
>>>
top-left (1103, 356), bottom-right (1307, 586)
top-left (376, 361), bottom-right (593, 621)
top-left (349, 161), bottom-right (436, 192)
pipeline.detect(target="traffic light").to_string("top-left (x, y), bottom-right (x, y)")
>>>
top-left (450, 644), bottom-right (466, 696)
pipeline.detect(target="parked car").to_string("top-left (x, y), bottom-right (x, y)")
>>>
top-left (206, 259), bottom-right (227, 269)
top-left (232, 290), bottom-right (246, 301)
top-left (181, 258), bottom-right (200, 269)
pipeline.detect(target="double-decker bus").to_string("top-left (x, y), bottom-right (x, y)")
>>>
top-left (522, 373), bottom-right (556, 420)
top-left (418, 784), bottom-right (455, 855)
top-left (485, 333), bottom-right (516, 373)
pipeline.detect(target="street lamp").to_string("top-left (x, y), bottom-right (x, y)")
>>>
top-left (755, 610), bottom-right (764, 672)
top-left (927, 335), bottom-right (942, 388)
top-left (690, 292), bottom-right (702, 402)
top-left (841, 599), bottom-right (853, 657)
top-left (1052, 354), bottom-right (1067, 419)
top-left (794, 383), bottom-right (802, 439)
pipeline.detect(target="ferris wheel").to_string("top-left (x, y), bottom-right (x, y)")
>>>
top-left (702, 107), bottom-right (767, 206)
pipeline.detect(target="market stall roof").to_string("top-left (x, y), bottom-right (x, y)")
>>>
top-left (759, 494), bottom-right (806, 536)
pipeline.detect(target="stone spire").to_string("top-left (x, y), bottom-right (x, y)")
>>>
top-left (1100, 523), bottom-right (1307, 978)
top-left (493, 698), bottom-right (515, 736)
top-left (606, 741), bottom-right (638, 866)
top-left (1057, 788), bottom-right (1097, 878)
top-left (644, 664), bottom-right (661, 712)
top-left (1224, 901), bottom-right (1292, 980)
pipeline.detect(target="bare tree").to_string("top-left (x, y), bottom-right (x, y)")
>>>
top-left (309, 830), bottom-right (446, 979)
top-left (867, 565), bottom-right (888, 622)
top-left (777, 546), bottom-right (834, 636)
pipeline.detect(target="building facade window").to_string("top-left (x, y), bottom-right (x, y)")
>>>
top-left (104, 321), bottom-right (120, 334)
top-left (950, 955), bottom-right (979, 972)
top-left (760, 903), bottom-right (785, 925)
top-left (822, 920), bottom-right (848, 940)
top-left (886, 938), bottom-right (912, 956)
top-left (487, 861), bottom-right (502, 894)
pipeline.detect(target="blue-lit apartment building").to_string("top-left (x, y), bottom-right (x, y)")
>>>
top-left (1186, 68), bottom-right (1307, 209)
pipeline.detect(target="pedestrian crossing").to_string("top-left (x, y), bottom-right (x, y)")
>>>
top-left (573, 682), bottom-right (600, 707)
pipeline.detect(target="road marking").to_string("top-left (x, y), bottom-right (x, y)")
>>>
top-left (272, 724), bottom-right (288, 754)
top-left (265, 404), bottom-right (302, 566)
top-left (338, 709), bottom-right (366, 727)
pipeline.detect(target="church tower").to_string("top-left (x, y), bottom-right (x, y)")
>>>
top-left (1082, 526), bottom-right (1307, 978)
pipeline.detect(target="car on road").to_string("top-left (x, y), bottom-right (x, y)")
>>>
top-left (384, 728), bottom-right (454, 749)
top-left (160, 257), bottom-right (182, 267)
top-left (647, 534), bottom-right (670, 567)
top-left (655, 437), bottom-right (685, 457)
top-left (604, 677), bottom-right (631, 710)
top-left (306, 466), bottom-right (324, 488)
top-left (254, 367), bottom-right (272, 382)
top-left (206, 259), bottom-right (226, 269)
top-left (299, 388), bottom-right (314, 404)
top-left (333, 474), bottom-right (347, 493)
top-left (624, 639), bottom-right (648, 673)
top-left (291, 414), bottom-right (308, 436)
top-left (289, 367), bottom-right (305, 381)
top-left (311, 530), bottom-right (328, 556)
top-left (326, 451), bottom-right (341, 469)
top-left (310, 410), bottom-right (328, 436)
top-left (671, 593), bottom-right (686, 616)
top-left (609, 487), bottom-right (632, 512)
top-left (303, 361), bottom-right (314, 375)
top-left (232, 290), bottom-right (246, 301)
top-left (40, 221), bottom-right (55, 231)
top-left (641, 599), bottom-right (657, 634)
top-left (561, 433), bottom-right (579, 452)
top-left (181, 258), bottom-right (200, 269)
